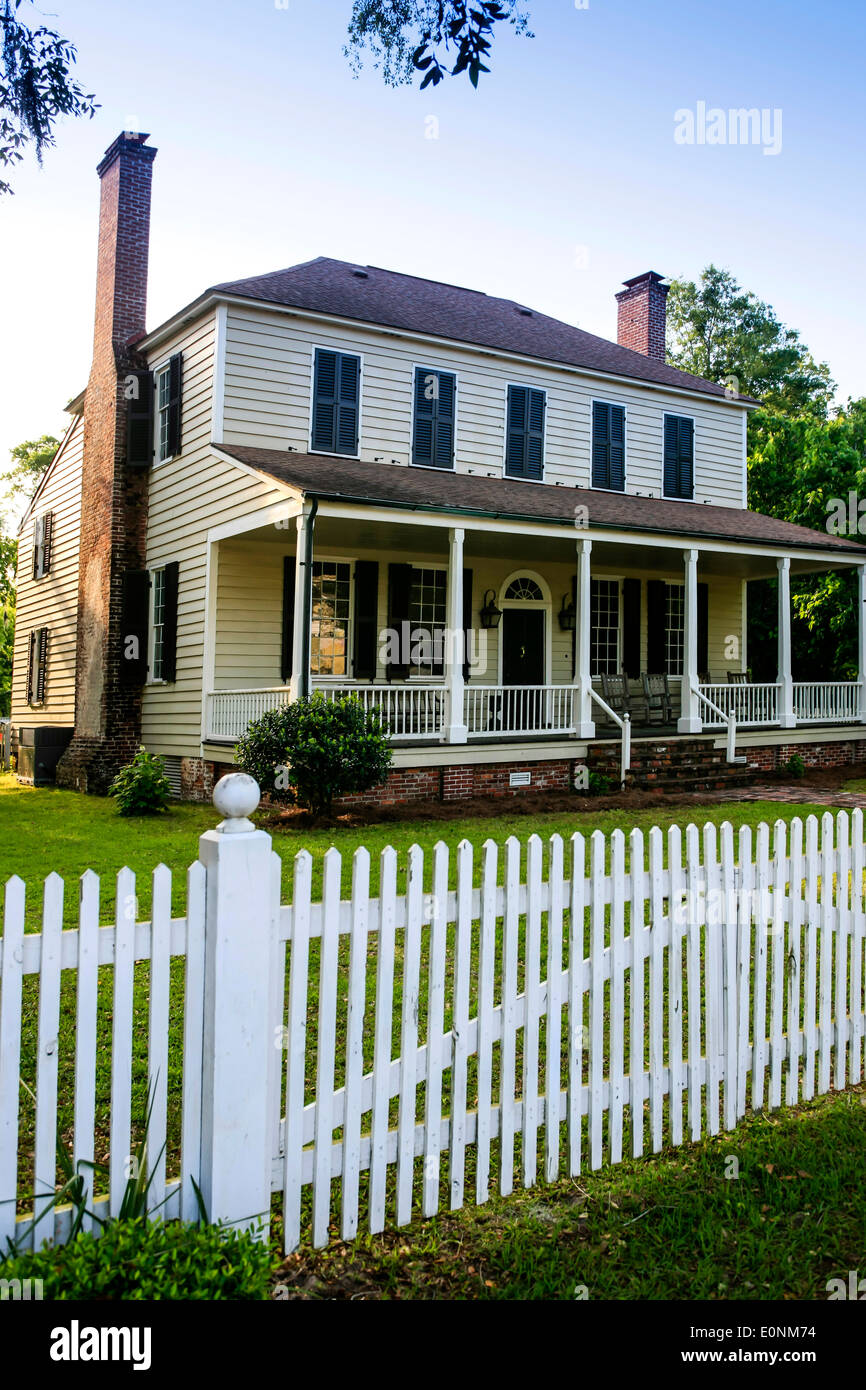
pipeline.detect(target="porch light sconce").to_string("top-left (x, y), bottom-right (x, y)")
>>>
top-left (479, 589), bottom-right (502, 629)
top-left (558, 593), bottom-right (576, 632)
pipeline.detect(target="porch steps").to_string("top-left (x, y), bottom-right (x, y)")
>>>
top-left (589, 738), bottom-right (762, 794)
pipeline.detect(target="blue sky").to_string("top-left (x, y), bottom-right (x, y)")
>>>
top-left (2, 0), bottom-right (864, 476)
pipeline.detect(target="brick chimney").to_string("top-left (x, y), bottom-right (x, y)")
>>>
top-left (615, 271), bottom-right (669, 361)
top-left (57, 133), bottom-right (157, 794)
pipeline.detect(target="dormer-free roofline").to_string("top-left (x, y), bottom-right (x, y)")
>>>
top-left (137, 287), bottom-right (760, 412)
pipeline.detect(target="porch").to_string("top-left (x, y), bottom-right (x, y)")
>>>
top-left (199, 485), bottom-right (866, 775)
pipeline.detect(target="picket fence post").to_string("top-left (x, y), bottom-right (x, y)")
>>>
top-left (197, 773), bottom-right (273, 1236)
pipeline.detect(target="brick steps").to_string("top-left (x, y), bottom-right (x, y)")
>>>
top-left (590, 738), bottom-right (764, 794)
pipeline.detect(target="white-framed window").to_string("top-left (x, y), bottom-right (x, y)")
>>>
top-left (310, 560), bottom-right (352, 677)
top-left (409, 567), bottom-right (447, 677)
top-left (156, 365), bottom-right (172, 462)
top-left (32, 512), bottom-right (54, 580)
top-left (27, 627), bottom-right (48, 705)
top-left (591, 578), bottom-right (620, 676)
top-left (151, 567), bottom-right (166, 680)
top-left (664, 583), bottom-right (685, 676)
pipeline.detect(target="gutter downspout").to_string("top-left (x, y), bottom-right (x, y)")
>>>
top-left (298, 497), bottom-right (318, 699)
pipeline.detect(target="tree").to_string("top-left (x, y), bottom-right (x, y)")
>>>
top-left (746, 403), bottom-right (866, 680)
top-left (666, 265), bottom-right (834, 418)
top-left (0, 533), bottom-right (16, 717)
top-left (3, 433), bottom-right (58, 505)
top-left (344, 1), bottom-right (532, 88)
top-left (0, 0), bottom-right (97, 195)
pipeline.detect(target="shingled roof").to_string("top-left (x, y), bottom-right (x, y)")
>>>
top-left (217, 445), bottom-right (865, 557)
top-left (210, 258), bottom-right (753, 403)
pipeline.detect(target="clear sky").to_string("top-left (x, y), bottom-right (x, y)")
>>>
top-left (2, 0), bottom-right (864, 478)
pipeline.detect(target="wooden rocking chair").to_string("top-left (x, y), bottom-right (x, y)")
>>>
top-left (641, 672), bottom-right (675, 725)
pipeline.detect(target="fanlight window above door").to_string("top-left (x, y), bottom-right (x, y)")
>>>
top-left (504, 577), bottom-right (544, 602)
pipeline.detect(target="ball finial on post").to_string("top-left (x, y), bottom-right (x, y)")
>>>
top-left (212, 773), bottom-right (261, 834)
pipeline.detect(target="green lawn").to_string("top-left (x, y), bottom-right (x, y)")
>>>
top-left (2, 774), bottom-right (860, 1259)
top-left (274, 1085), bottom-right (866, 1300)
top-left (0, 772), bottom-right (847, 928)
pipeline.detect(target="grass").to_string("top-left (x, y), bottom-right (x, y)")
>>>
top-left (273, 1085), bottom-right (866, 1300)
top-left (2, 775), bottom-right (862, 1267)
top-left (0, 773), bottom-right (847, 929)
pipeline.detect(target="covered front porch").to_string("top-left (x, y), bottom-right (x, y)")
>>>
top-left (199, 487), bottom-right (866, 774)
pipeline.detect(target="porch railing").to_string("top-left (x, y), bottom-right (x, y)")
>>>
top-left (589, 688), bottom-right (631, 785)
top-left (464, 684), bottom-right (577, 737)
top-left (698, 682), bottom-right (780, 728)
top-left (793, 681), bottom-right (861, 723)
top-left (207, 687), bottom-right (293, 741)
top-left (314, 683), bottom-right (445, 739)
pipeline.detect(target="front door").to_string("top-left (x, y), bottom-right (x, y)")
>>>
top-left (501, 608), bottom-right (545, 729)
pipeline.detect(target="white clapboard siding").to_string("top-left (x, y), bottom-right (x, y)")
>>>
top-left (3, 808), bottom-right (866, 1257)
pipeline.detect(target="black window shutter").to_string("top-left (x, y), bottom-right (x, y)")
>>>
top-left (697, 582), bottom-right (709, 676)
top-left (166, 355), bottom-right (183, 457)
top-left (571, 573), bottom-right (578, 678)
top-left (336, 353), bottom-right (359, 455)
top-left (462, 568), bottom-right (472, 681)
top-left (506, 386), bottom-right (545, 479)
top-left (413, 368), bottom-right (455, 469)
top-left (281, 556), bottom-right (295, 684)
top-left (353, 560), bottom-right (379, 680)
top-left (592, 402), bottom-right (625, 490)
top-left (646, 579), bottom-right (667, 672)
top-left (622, 578), bottom-right (641, 678)
top-left (35, 629), bottom-right (48, 704)
top-left (312, 350), bottom-right (359, 455)
top-left (126, 369), bottom-right (154, 467)
top-left (386, 562), bottom-right (412, 679)
top-left (664, 416), bottom-right (694, 499)
top-left (161, 561), bottom-right (180, 683)
top-left (42, 511), bottom-right (54, 576)
top-left (120, 570), bottom-right (151, 686)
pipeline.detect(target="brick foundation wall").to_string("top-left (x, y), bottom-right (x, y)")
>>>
top-left (56, 134), bottom-right (157, 796)
top-left (180, 757), bottom-right (215, 802)
top-left (745, 739), bottom-right (866, 771)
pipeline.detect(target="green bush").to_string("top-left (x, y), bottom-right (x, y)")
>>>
top-left (0, 1217), bottom-right (273, 1300)
top-left (108, 746), bottom-right (172, 815)
top-left (236, 692), bottom-right (393, 817)
top-left (781, 753), bottom-right (806, 779)
top-left (587, 769), bottom-right (614, 795)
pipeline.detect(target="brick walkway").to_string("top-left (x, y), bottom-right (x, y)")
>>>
top-left (700, 784), bottom-right (866, 809)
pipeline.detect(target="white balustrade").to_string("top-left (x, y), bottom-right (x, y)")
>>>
top-left (793, 681), bottom-right (861, 724)
top-left (464, 685), bottom-right (577, 737)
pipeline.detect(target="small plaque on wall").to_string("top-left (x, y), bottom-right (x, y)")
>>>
top-left (509, 770), bottom-right (531, 788)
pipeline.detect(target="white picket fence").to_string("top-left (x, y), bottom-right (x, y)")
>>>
top-left (1, 784), bottom-right (865, 1256)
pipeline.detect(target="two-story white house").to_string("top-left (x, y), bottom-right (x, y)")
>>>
top-left (12, 133), bottom-right (866, 801)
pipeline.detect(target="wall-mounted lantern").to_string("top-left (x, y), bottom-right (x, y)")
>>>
top-left (558, 592), bottom-right (576, 631)
top-left (479, 589), bottom-right (503, 629)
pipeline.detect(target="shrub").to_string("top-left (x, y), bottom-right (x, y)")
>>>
top-left (781, 752), bottom-right (806, 779)
top-left (108, 746), bottom-right (172, 815)
top-left (587, 769), bottom-right (614, 795)
top-left (235, 692), bottom-right (393, 817)
top-left (0, 1218), bottom-right (273, 1300)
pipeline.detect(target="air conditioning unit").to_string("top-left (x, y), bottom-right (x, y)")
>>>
top-left (16, 726), bottom-right (73, 786)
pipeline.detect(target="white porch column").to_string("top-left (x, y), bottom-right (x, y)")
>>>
top-left (678, 547), bottom-right (702, 733)
top-left (445, 527), bottom-right (468, 743)
top-left (575, 537), bottom-right (595, 739)
top-left (289, 510), bottom-right (312, 700)
top-left (776, 557), bottom-right (796, 727)
top-left (859, 564), bottom-right (866, 723)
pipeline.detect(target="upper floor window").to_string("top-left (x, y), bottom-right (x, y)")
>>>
top-left (311, 560), bottom-right (352, 676)
top-left (591, 401), bottom-right (625, 491)
top-left (32, 511), bottom-right (54, 579)
top-left (412, 367), bottom-right (455, 470)
top-left (27, 627), bottom-right (48, 705)
top-left (505, 385), bottom-right (545, 480)
top-left (663, 414), bottom-right (694, 500)
top-left (156, 354), bottom-right (183, 462)
top-left (311, 350), bottom-right (360, 456)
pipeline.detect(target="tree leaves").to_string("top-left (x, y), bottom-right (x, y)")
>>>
top-left (0, 0), bottom-right (98, 195)
top-left (344, 0), bottom-right (532, 89)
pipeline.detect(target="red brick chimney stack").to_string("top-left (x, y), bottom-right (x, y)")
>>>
top-left (57, 132), bottom-right (157, 794)
top-left (615, 271), bottom-right (669, 361)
